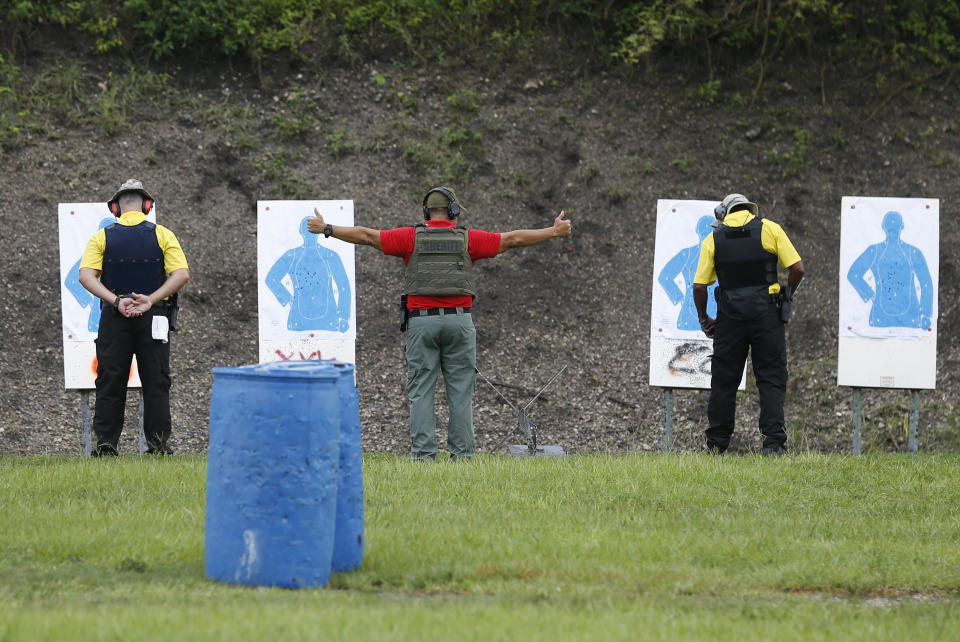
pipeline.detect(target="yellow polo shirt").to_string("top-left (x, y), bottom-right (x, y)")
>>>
top-left (80, 211), bottom-right (189, 274)
top-left (693, 211), bottom-right (801, 293)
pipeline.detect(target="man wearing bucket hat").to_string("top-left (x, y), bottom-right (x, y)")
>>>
top-left (692, 193), bottom-right (804, 456)
top-left (307, 187), bottom-right (571, 461)
top-left (78, 179), bottom-right (190, 456)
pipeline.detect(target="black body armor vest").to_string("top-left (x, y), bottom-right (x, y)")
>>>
top-left (101, 221), bottom-right (166, 296)
top-left (713, 217), bottom-right (778, 319)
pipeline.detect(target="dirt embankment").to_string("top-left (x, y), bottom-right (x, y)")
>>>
top-left (2, 46), bottom-right (959, 456)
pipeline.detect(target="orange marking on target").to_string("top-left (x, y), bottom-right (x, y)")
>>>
top-left (90, 356), bottom-right (136, 382)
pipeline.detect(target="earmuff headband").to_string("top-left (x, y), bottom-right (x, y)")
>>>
top-left (108, 193), bottom-right (153, 217)
top-left (421, 187), bottom-right (461, 221)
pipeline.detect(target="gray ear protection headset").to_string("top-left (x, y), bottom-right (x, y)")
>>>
top-left (714, 193), bottom-right (758, 222)
top-left (713, 201), bottom-right (727, 221)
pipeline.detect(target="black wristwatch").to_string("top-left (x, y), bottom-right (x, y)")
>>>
top-left (323, 224), bottom-right (333, 238)
top-left (113, 295), bottom-right (122, 310)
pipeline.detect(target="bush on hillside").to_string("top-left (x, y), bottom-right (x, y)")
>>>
top-left (1, 0), bottom-right (958, 70)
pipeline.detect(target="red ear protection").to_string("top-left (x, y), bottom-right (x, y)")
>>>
top-left (108, 196), bottom-right (152, 216)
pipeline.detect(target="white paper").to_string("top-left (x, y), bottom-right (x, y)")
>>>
top-left (837, 196), bottom-right (939, 389)
top-left (648, 200), bottom-right (744, 390)
top-left (257, 200), bottom-right (357, 364)
top-left (650, 200), bottom-right (719, 339)
top-left (152, 315), bottom-right (169, 343)
top-left (58, 202), bottom-right (151, 389)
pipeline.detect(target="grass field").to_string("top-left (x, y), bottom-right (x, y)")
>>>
top-left (1, 453), bottom-right (958, 641)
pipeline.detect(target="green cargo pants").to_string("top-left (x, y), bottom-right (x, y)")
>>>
top-left (405, 309), bottom-right (477, 461)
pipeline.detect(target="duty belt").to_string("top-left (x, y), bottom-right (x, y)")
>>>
top-left (410, 307), bottom-right (469, 316)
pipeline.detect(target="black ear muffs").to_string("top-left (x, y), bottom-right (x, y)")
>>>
top-left (422, 187), bottom-right (461, 221)
top-left (108, 200), bottom-right (120, 216)
top-left (142, 198), bottom-right (153, 215)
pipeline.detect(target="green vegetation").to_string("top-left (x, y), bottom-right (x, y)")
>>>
top-left (2, 1), bottom-right (959, 192)
top-left (1, 453), bottom-right (958, 640)
top-left (446, 88), bottom-right (483, 115)
top-left (600, 178), bottom-right (632, 204)
top-left (271, 89), bottom-right (319, 140)
top-left (325, 122), bottom-right (358, 158)
top-left (3, 2), bottom-right (960, 156)
top-left (764, 126), bottom-right (816, 177)
top-left (253, 149), bottom-right (308, 197)
top-left (3, 1), bottom-right (959, 70)
top-left (92, 66), bottom-right (173, 135)
top-left (690, 78), bottom-right (722, 104)
top-left (0, 57), bottom-right (173, 149)
top-left (392, 89), bottom-right (418, 114)
top-left (402, 139), bottom-right (472, 185)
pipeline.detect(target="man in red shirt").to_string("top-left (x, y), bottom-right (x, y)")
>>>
top-left (308, 187), bottom-right (572, 461)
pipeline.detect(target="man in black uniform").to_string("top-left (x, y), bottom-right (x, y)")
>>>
top-left (693, 193), bottom-right (804, 455)
top-left (79, 179), bottom-right (190, 456)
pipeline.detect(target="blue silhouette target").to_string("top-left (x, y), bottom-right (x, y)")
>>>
top-left (265, 216), bottom-right (352, 332)
top-left (657, 215), bottom-right (717, 330)
top-left (847, 211), bottom-right (934, 330)
top-left (839, 197), bottom-right (938, 342)
top-left (63, 217), bottom-right (115, 333)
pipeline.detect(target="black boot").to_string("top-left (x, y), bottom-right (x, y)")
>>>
top-left (91, 443), bottom-right (119, 457)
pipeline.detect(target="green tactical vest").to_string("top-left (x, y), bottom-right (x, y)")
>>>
top-left (404, 225), bottom-right (477, 297)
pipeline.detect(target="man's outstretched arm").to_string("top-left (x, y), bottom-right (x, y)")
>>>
top-left (308, 208), bottom-right (383, 252)
top-left (498, 211), bottom-right (571, 254)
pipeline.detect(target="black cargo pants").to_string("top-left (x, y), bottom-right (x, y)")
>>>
top-left (705, 303), bottom-right (788, 453)
top-left (92, 303), bottom-right (172, 453)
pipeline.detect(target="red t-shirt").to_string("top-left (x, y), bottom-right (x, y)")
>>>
top-left (380, 220), bottom-right (501, 309)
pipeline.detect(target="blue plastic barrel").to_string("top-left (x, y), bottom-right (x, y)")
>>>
top-left (329, 362), bottom-right (364, 572)
top-left (205, 362), bottom-right (341, 588)
top-left (256, 360), bottom-right (365, 572)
